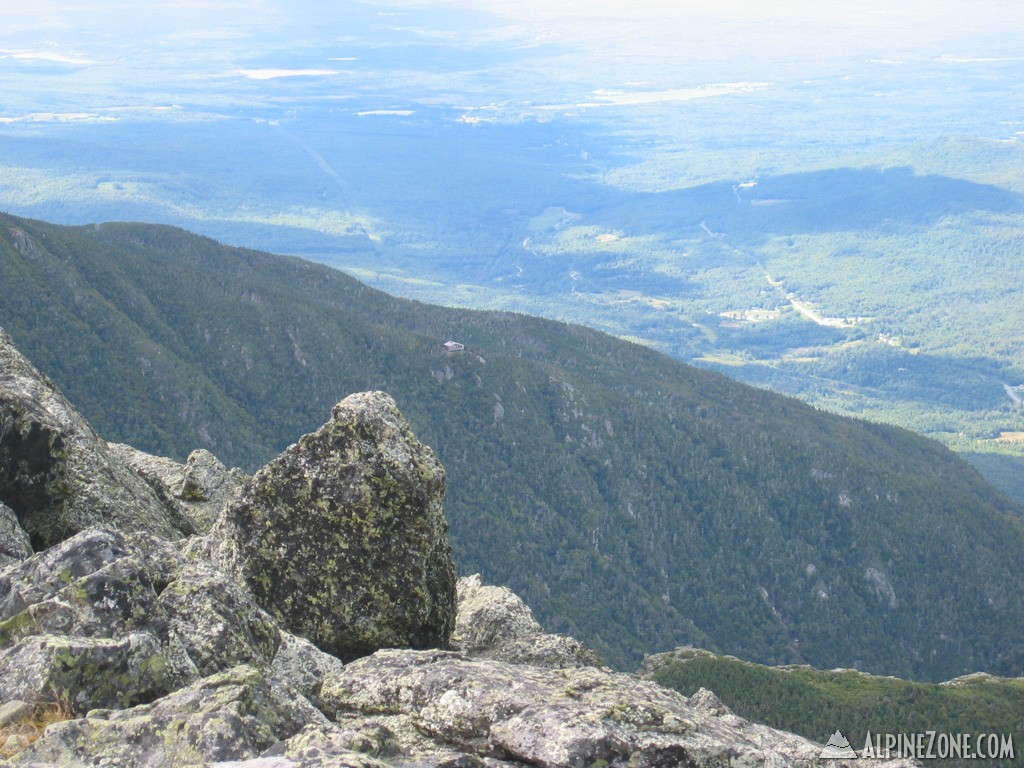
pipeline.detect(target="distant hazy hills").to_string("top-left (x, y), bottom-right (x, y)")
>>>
top-left (2, 212), bottom-right (1023, 679)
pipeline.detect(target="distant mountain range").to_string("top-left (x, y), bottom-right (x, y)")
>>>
top-left (2, 212), bottom-right (1023, 679)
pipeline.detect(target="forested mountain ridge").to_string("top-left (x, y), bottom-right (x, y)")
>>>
top-left (643, 647), bottom-right (1023, 767)
top-left (2, 212), bottom-right (1023, 679)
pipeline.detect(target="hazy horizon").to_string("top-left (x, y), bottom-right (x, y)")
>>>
top-left (2, 1), bottom-right (1022, 117)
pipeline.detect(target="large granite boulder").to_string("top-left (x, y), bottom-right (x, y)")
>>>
top-left (0, 327), bottom-right (193, 548)
top-left (214, 391), bottom-right (457, 662)
top-left (453, 574), bottom-right (601, 669)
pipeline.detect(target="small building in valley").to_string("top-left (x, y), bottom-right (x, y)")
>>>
top-left (443, 340), bottom-right (465, 352)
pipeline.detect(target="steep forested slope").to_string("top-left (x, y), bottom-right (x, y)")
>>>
top-left (2, 213), bottom-right (1023, 678)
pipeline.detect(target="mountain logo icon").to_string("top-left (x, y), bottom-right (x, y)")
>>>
top-left (819, 730), bottom-right (858, 759)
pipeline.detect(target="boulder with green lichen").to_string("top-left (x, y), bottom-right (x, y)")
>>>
top-left (0, 528), bottom-right (281, 714)
top-left (156, 561), bottom-right (280, 677)
top-left (0, 528), bottom-right (176, 633)
top-left (0, 632), bottom-right (194, 714)
top-left (213, 391), bottom-right (457, 662)
top-left (257, 722), bottom-right (397, 767)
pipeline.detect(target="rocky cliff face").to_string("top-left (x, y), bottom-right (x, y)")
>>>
top-left (0, 327), bottom-right (918, 766)
top-left (0, 327), bottom-right (194, 548)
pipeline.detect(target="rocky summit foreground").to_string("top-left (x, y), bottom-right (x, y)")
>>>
top-left (0, 326), bottom-right (917, 766)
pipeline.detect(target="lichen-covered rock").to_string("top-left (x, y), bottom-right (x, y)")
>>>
top-left (453, 575), bottom-right (600, 669)
top-left (320, 649), bottom-right (919, 768)
top-left (0, 327), bottom-right (193, 548)
top-left (214, 391), bottom-right (456, 662)
top-left (270, 631), bottom-right (347, 711)
top-left (157, 561), bottom-right (280, 677)
top-left (110, 443), bottom-right (248, 532)
top-left (0, 530), bottom-right (196, 711)
top-left (262, 723), bottom-right (395, 767)
top-left (275, 718), bottom-right (535, 767)
top-left (0, 527), bottom-right (285, 715)
top-left (313, 713), bottom-right (525, 768)
top-left (0, 500), bottom-right (32, 570)
top-left (480, 632), bottom-right (602, 670)
top-left (5, 665), bottom-right (316, 768)
top-left (452, 575), bottom-right (543, 653)
top-left (0, 632), bottom-right (194, 713)
top-left (0, 528), bottom-right (178, 631)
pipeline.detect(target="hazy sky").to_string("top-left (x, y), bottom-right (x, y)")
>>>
top-left (3, 1), bottom-right (1020, 58)
top-left (1, 0), bottom-right (1021, 120)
